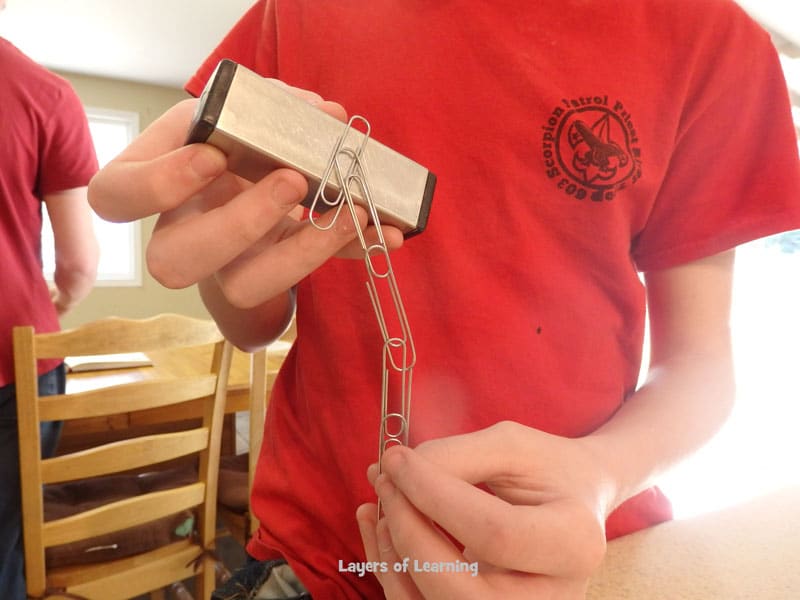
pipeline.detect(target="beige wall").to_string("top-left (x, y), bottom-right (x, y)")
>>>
top-left (56, 71), bottom-right (211, 329)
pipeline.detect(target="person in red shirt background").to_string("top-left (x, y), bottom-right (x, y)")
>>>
top-left (89, 1), bottom-right (800, 598)
top-left (0, 2), bottom-right (99, 597)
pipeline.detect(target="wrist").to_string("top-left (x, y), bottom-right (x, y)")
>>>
top-left (574, 435), bottom-right (621, 520)
top-left (201, 278), bottom-right (296, 351)
top-left (51, 291), bottom-right (73, 316)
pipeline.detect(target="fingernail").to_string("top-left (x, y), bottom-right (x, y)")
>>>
top-left (273, 178), bottom-right (303, 208)
top-left (189, 147), bottom-right (225, 180)
top-left (376, 518), bottom-right (394, 554)
top-left (366, 462), bottom-right (379, 485)
top-left (375, 475), bottom-right (395, 501)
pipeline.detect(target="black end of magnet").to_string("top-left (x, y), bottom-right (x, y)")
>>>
top-left (186, 59), bottom-right (238, 145)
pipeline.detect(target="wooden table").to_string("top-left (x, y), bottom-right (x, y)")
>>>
top-left (58, 341), bottom-right (291, 456)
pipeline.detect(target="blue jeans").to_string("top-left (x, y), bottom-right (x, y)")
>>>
top-left (0, 364), bottom-right (66, 600)
top-left (213, 556), bottom-right (312, 600)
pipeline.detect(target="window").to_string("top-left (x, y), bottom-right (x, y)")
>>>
top-left (42, 107), bottom-right (141, 286)
top-left (658, 234), bottom-right (800, 518)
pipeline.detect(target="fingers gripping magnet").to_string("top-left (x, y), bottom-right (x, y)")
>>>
top-left (186, 59), bottom-right (436, 237)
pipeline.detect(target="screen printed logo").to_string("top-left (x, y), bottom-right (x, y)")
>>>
top-left (542, 96), bottom-right (642, 202)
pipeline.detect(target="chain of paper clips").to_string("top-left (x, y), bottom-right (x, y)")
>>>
top-left (309, 116), bottom-right (416, 472)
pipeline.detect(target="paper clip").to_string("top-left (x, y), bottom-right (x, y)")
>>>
top-left (310, 116), bottom-right (417, 476)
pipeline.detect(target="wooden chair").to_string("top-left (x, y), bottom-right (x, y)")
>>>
top-left (13, 314), bottom-right (233, 600)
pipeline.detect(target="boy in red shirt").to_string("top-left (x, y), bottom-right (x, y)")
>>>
top-left (90, 1), bottom-right (800, 597)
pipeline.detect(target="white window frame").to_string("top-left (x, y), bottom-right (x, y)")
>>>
top-left (43, 107), bottom-right (142, 286)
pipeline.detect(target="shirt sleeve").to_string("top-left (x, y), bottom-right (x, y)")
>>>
top-left (185, 0), bottom-right (279, 97)
top-left (37, 81), bottom-right (98, 195)
top-left (631, 14), bottom-right (800, 272)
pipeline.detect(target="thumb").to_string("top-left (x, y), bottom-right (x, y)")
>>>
top-left (88, 99), bottom-right (228, 222)
top-left (89, 143), bottom-right (226, 222)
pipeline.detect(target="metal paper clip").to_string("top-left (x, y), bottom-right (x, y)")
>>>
top-left (309, 116), bottom-right (416, 477)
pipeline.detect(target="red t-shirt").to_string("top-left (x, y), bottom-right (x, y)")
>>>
top-left (0, 38), bottom-right (98, 385)
top-left (187, 2), bottom-right (800, 597)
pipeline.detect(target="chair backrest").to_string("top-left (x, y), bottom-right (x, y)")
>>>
top-left (13, 313), bottom-right (233, 600)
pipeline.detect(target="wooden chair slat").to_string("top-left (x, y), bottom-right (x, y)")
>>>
top-left (33, 314), bottom-right (223, 358)
top-left (43, 483), bottom-right (205, 547)
top-left (48, 540), bottom-right (201, 598)
top-left (38, 376), bottom-right (218, 420)
top-left (41, 428), bottom-right (209, 484)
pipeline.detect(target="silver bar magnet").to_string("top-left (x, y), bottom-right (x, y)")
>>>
top-left (187, 60), bottom-right (436, 237)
